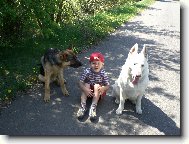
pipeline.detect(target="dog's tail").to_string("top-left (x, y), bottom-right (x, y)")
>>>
top-left (37, 56), bottom-right (45, 82)
top-left (36, 56), bottom-right (45, 76)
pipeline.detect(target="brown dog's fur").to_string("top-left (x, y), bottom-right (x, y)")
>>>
top-left (38, 48), bottom-right (82, 102)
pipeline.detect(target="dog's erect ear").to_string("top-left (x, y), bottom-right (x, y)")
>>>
top-left (67, 44), bottom-right (74, 52)
top-left (65, 48), bottom-right (76, 56)
top-left (67, 46), bottom-right (73, 51)
top-left (128, 43), bottom-right (138, 57)
top-left (65, 44), bottom-right (76, 54)
top-left (141, 44), bottom-right (148, 58)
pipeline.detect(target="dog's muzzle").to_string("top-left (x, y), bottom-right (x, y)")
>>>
top-left (70, 60), bottom-right (82, 68)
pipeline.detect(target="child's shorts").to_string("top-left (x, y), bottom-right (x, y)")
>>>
top-left (90, 84), bottom-right (106, 97)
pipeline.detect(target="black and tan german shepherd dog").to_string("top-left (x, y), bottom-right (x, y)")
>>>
top-left (38, 48), bottom-right (82, 102)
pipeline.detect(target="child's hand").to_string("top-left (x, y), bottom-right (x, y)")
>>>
top-left (94, 84), bottom-right (104, 95)
top-left (98, 86), bottom-right (104, 95)
top-left (98, 85), bottom-right (109, 95)
top-left (84, 87), bottom-right (94, 97)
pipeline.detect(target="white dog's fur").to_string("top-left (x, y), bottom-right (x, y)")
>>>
top-left (112, 43), bottom-right (149, 115)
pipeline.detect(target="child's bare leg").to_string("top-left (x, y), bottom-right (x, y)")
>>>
top-left (92, 84), bottom-right (101, 104)
top-left (77, 83), bottom-right (90, 119)
top-left (89, 84), bottom-right (101, 120)
top-left (81, 83), bottom-right (90, 104)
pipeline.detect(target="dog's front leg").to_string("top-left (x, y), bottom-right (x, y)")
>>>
top-left (44, 70), bottom-right (51, 102)
top-left (112, 84), bottom-right (120, 104)
top-left (136, 95), bottom-right (142, 114)
top-left (116, 87), bottom-right (125, 115)
top-left (58, 71), bottom-right (69, 96)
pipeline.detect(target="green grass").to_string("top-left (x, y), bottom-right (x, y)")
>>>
top-left (0, 0), bottom-right (155, 104)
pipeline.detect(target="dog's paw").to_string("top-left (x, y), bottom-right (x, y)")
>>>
top-left (63, 90), bottom-right (69, 96)
top-left (44, 97), bottom-right (50, 102)
top-left (115, 99), bottom-right (120, 104)
top-left (136, 108), bottom-right (142, 114)
top-left (116, 108), bottom-right (123, 115)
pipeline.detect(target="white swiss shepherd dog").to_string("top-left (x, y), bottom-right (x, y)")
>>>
top-left (112, 43), bottom-right (149, 115)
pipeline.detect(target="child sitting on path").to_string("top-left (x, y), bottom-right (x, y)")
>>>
top-left (77, 52), bottom-right (110, 120)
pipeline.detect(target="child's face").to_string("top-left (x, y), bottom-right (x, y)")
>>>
top-left (90, 60), bottom-right (104, 73)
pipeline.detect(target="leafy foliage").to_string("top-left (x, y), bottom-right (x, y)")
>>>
top-left (0, 0), bottom-right (139, 45)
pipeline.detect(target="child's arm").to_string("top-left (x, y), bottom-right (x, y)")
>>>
top-left (78, 81), bottom-right (94, 97)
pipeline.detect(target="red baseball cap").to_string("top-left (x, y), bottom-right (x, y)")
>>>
top-left (89, 52), bottom-right (104, 63)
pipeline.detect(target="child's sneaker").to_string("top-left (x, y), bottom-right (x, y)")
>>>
top-left (89, 104), bottom-right (97, 120)
top-left (77, 107), bottom-right (86, 119)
